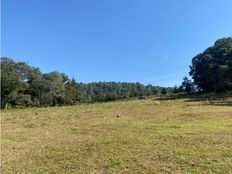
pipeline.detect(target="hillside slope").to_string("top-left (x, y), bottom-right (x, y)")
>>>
top-left (2, 97), bottom-right (232, 174)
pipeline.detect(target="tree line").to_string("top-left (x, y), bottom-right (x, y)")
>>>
top-left (1, 37), bottom-right (231, 108)
top-left (0, 57), bottom-right (173, 108)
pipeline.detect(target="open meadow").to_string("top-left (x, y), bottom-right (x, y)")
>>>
top-left (1, 96), bottom-right (232, 174)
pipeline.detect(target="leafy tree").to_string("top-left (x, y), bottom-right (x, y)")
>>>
top-left (43, 71), bottom-right (66, 106)
top-left (65, 78), bottom-right (79, 105)
top-left (173, 85), bottom-right (180, 94)
top-left (1, 58), bottom-right (22, 108)
top-left (9, 92), bottom-right (32, 107)
top-left (181, 77), bottom-right (195, 93)
top-left (190, 37), bottom-right (232, 92)
top-left (30, 77), bottom-right (51, 105)
top-left (161, 88), bottom-right (167, 95)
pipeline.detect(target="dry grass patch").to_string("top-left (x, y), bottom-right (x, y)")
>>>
top-left (1, 97), bottom-right (232, 173)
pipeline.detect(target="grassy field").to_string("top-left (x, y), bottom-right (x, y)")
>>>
top-left (1, 96), bottom-right (232, 174)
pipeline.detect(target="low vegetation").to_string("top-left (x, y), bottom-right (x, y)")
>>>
top-left (2, 94), bottom-right (232, 173)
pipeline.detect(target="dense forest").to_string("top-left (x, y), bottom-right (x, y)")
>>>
top-left (1, 37), bottom-right (232, 109)
top-left (0, 57), bottom-right (173, 108)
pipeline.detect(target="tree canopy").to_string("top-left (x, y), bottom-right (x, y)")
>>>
top-left (1, 57), bottom-right (171, 108)
top-left (190, 37), bottom-right (232, 92)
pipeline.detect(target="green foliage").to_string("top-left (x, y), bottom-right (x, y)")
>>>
top-left (1, 57), bottom-right (169, 108)
top-left (1, 58), bottom-right (21, 108)
top-left (109, 159), bottom-right (121, 168)
top-left (77, 82), bottom-right (164, 103)
top-left (181, 77), bottom-right (195, 93)
top-left (43, 71), bottom-right (66, 106)
top-left (161, 88), bottom-right (167, 95)
top-left (190, 37), bottom-right (232, 92)
top-left (65, 79), bottom-right (79, 105)
top-left (0, 58), bottom-right (79, 108)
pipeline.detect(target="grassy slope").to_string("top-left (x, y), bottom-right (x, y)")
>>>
top-left (1, 97), bottom-right (232, 174)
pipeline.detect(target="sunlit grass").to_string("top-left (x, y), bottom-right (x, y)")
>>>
top-left (1, 97), bottom-right (232, 173)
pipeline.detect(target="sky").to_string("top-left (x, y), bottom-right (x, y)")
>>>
top-left (2, 0), bottom-right (232, 86)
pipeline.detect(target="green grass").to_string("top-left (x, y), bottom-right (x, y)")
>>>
top-left (1, 96), bottom-right (232, 173)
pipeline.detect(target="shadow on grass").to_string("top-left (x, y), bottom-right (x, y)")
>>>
top-left (154, 92), bottom-right (232, 106)
top-left (212, 101), bottom-right (232, 106)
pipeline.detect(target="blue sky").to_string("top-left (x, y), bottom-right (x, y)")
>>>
top-left (2, 0), bottom-right (232, 86)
